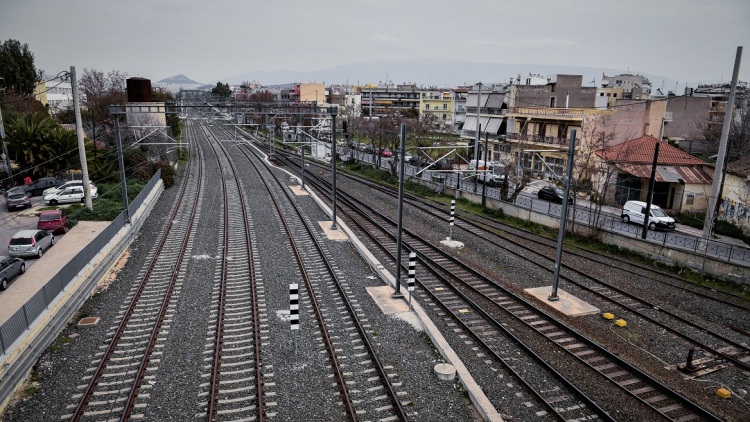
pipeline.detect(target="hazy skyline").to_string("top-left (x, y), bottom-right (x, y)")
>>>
top-left (1, 0), bottom-right (748, 86)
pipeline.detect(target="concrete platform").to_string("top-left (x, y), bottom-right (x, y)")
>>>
top-left (289, 185), bottom-right (309, 196)
top-left (524, 286), bottom-right (600, 317)
top-left (365, 286), bottom-right (424, 331)
top-left (318, 221), bottom-right (349, 241)
top-left (440, 238), bottom-right (464, 249)
top-left (0, 221), bottom-right (110, 325)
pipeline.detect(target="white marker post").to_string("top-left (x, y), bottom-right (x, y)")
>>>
top-left (290, 283), bottom-right (299, 353)
top-left (448, 200), bottom-right (456, 241)
top-left (407, 252), bottom-right (416, 310)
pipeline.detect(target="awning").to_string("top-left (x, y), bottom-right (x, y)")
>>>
top-left (485, 117), bottom-right (503, 134)
top-left (463, 116), bottom-right (477, 131)
top-left (616, 163), bottom-right (713, 184)
top-left (466, 93), bottom-right (490, 108)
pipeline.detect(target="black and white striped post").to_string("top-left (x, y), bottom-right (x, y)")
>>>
top-left (407, 252), bottom-right (416, 310)
top-left (448, 200), bottom-right (456, 241)
top-left (290, 283), bottom-right (299, 353)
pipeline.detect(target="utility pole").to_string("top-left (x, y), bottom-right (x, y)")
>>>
top-left (703, 46), bottom-right (743, 239)
top-left (70, 66), bottom-right (93, 210)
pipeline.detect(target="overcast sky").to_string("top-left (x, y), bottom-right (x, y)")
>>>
top-left (1, 0), bottom-right (748, 86)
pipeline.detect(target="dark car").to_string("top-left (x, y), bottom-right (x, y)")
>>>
top-left (24, 177), bottom-right (67, 197)
top-left (6, 190), bottom-right (31, 211)
top-left (37, 210), bottom-right (69, 234)
top-left (0, 255), bottom-right (25, 291)
top-left (537, 186), bottom-right (574, 204)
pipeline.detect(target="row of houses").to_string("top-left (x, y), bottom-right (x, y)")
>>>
top-left (233, 76), bottom-right (748, 229)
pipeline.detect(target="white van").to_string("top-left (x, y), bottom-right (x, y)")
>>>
top-left (468, 160), bottom-right (506, 186)
top-left (621, 200), bottom-right (676, 231)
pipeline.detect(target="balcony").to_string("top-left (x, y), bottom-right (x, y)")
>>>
top-left (508, 107), bottom-right (584, 119)
top-left (505, 132), bottom-right (570, 147)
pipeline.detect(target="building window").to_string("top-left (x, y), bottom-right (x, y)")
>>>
top-left (549, 97), bottom-right (556, 107)
top-left (443, 103), bottom-right (448, 110)
top-left (613, 93), bottom-right (617, 98)
top-left (425, 104), bottom-right (430, 110)
top-left (686, 194), bottom-right (694, 205)
top-left (443, 114), bottom-right (447, 120)
top-left (600, 93), bottom-right (604, 96)
top-left (606, 93), bottom-right (611, 97)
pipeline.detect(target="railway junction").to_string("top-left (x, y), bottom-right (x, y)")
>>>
top-left (0, 115), bottom-right (748, 421)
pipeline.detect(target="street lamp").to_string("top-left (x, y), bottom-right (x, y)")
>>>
top-left (329, 106), bottom-right (338, 230)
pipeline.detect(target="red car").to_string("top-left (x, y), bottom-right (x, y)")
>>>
top-left (37, 210), bottom-right (68, 234)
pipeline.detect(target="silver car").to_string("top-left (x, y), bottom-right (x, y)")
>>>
top-left (0, 256), bottom-right (26, 290)
top-left (8, 229), bottom-right (55, 258)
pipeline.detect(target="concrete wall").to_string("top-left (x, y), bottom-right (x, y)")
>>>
top-left (666, 96), bottom-right (711, 140)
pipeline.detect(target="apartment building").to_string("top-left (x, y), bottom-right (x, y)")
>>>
top-left (452, 87), bottom-right (469, 134)
top-left (460, 83), bottom-right (510, 161)
top-left (357, 83), bottom-right (421, 117)
top-left (601, 73), bottom-right (652, 100)
top-left (419, 88), bottom-right (454, 130)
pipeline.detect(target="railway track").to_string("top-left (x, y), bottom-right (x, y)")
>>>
top-left (64, 120), bottom-right (204, 421)
top-left (195, 121), bottom-right (264, 421)
top-left (206, 123), bottom-right (409, 420)
top-left (275, 149), bottom-right (750, 374)
top-left (257, 143), bottom-right (732, 421)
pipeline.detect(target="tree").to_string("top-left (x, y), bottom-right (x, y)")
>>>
top-left (212, 82), bottom-right (231, 97)
top-left (0, 39), bottom-right (40, 96)
top-left (79, 68), bottom-right (129, 145)
top-left (3, 111), bottom-right (57, 177)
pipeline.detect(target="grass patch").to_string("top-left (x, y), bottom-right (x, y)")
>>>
top-left (61, 181), bottom-right (146, 226)
top-left (48, 335), bottom-right (75, 353)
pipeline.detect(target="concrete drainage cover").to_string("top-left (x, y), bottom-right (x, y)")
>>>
top-left (77, 317), bottom-right (101, 328)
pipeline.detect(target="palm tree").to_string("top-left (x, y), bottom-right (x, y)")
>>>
top-left (4, 111), bottom-right (57, 176)
top-left (45, 126), bottom-right (80, 174)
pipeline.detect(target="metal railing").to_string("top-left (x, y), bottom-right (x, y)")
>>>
top-left (353, 150), bottom-right (750, 266)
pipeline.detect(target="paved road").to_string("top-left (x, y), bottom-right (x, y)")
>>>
top-left (0, 195), bottom-right (67, 272)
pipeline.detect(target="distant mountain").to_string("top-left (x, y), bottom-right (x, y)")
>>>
top-left (157, 74), bottom-right (200, 84)
top-left (219, 58), bottom-right (678, 90)
top-left (155, 74), bottom-right (205, 93)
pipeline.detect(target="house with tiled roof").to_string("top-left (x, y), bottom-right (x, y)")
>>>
top-left (595, 135), bottom-right (712, 213)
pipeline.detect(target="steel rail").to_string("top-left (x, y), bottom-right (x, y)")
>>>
top-left (71, 119), bottom-right (202, 421)
top-left (202, 122), bottom-right (264, 422)
top-left (288, 156), bottom-right (723, 422)
top-left (226, 128), bottom-right (408, 421)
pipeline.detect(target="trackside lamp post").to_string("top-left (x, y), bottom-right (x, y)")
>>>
top-left (329, 106), bottom-right (338, 230)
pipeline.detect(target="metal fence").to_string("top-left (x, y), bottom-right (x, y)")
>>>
top-left (350, 151), bottom-right (750, 267)
top-left (0, 171), bottom-right (161, 354)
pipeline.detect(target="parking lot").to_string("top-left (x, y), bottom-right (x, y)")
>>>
top-left (0, 194), bottom-right (68, 273)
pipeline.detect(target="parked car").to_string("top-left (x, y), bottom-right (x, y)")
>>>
top-left (0, 255), bottom-right (25, 291)
top-left (44, 185), bottom-right (95, 205)
top-left (4, 186), bottom-right (25, 199)
top-left (42, 180), bottom-right (98, 198)
top-left (8, 229), bottom-right (55, 259)
top-left (621, 200), bottom-right (676, 231)
top-left (37, 210), bottom-right (69, 234)
top-left (24, 177), bottom-right (67, 196)
top-left (6, 189), bottom-right (31, 211)
top-left (537, 186), bottom-right (574, 204)
top-left (378, 148), bottom-right (393, 158)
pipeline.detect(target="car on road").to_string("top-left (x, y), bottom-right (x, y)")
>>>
top-left (37, 210), bottom-right (69, 234)
top-left (44, 185), bottom-right (96, 205)
top-left (378, 148), bottom-right (393, 157)
top-left (8, 229), bottom-right (55, 258)
top-left (24, 177), bottom-right (67, 197)
top-left (621, 200), bottom-right (676, 231)
top-left (537, 186), bottom-right (574, 204)
top-left (6, 190), bottom-right (32, 211)
top-left (42, 180), bottom-right (98, 198)
top-left (0, 255), bottom-right (26, 291)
